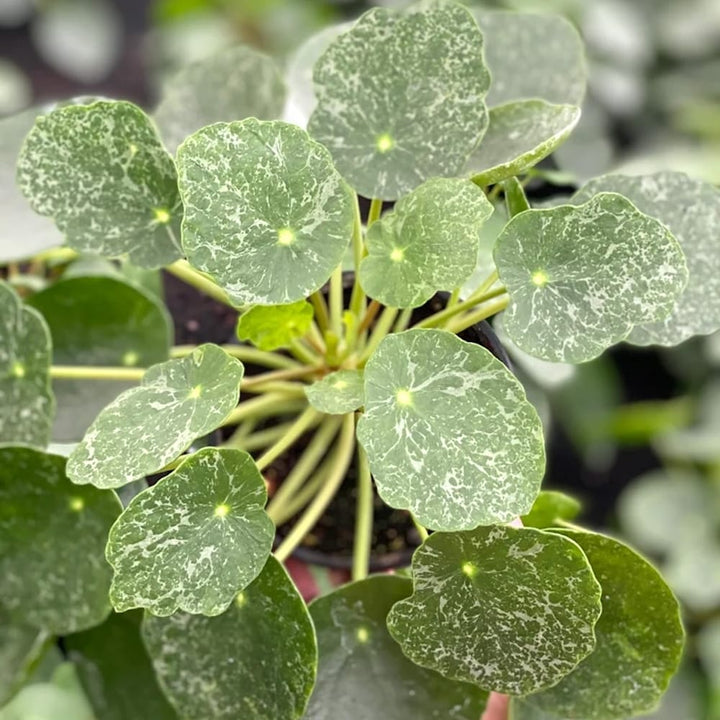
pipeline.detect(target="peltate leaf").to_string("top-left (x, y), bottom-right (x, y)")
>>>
top-left (0, 281), bottom-right (54, 447)
top-left (142, 556), bottom-right (317, 720)
top-left (154, 44), bottom-right (286, 153)
top-left (386, 525), bottom-right (602, 695)
top-left (356, 329), bottom-right (545, 531)
top-left (305, 369), bottom-right (364, 415)
top-left (524, 530), bottom-right (684, 720)
top-left (27, 274), bottom-right (172, 442)
top-left (521, 490), bottom-right (581, 529)
top-left (572, 172), bottom-right (720, 345)
top-left (466, 101), bottom-right (580, 186)
top-left (308, 3), bottom-right (490, 200)
top-left (0, 446), bottom-right (121, 634)
top-left (359, 178), bottom-right (494, 308)
top-left (178, 118), bottom-right (354, 305)
top-left (494, 193), bottom-right (688, 362)
top-left (236, 301), bottom-right (314, 351)
top-left (474, 10), bottom-right (586, 107)
top-left (305, 575), bottom-right (488, 720)
top-left (106, 448), bottom-right (274, 616)
top-left (16, 100), bottom-right (183, 268)
top-left (67, 344), bottom-right (244, 489)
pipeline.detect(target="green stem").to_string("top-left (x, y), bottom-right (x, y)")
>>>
top-left (446, 295), bottom-right (509, 334)
top-left (241, 381), bottom-right (307, 397)
top-left (357, 299), bottom-right (381, 334)
top-left (447, 286), bottom-right (461, 309)
top-left (242, 365), bottom-right (320, 389)
top-left (171, 344), bottom-right (300, 370)
top-left (271, 456), bottom-right (332, 526)
top-left (367, 198), bottom-right (383, 226)
top-left (393, 307), bottom-right (413, 334)
top-left (329, 265), bottom-right (344, 339)
top-left (359, 306), bottom-right (398, 364)
top-left (411, 513), bottom-right (429, 542)
top-left (256, 406), bottom-right (321, 471)
top-left (236, 422), bottom-right (293, 453)
top-left (554, 518), bottom-right (585, 532)
top-left (309, 291), bottom-right (330, 333)
top-left (503, 177), bottom-right (531, 217)
top-left (266, 417), bottom-right (343, 523)
top-left (50, 365), bottom-right (146, 381)
top-left (349, 194), bottom-right (367, 320)
top-left (222, 393), bottom-right (306, 426)
top-left (32, 246), bottom-right (78, 265)
top-left (289, 339), bottom-right (321, 365)
top-left (165, 260), bottom-right (235, 308)
top-left (352, 445), bottom-right (374, 581)
top-left (274, 413), bottom-right (356, 562)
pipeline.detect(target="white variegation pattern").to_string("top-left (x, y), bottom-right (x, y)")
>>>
top-left (386, 526), bottom-right (602, 695)
top-left (308, 3), bottom-right (490, 200)
top-left (495, 193), bottom-right (688, 363)
top-left (356, 329), bottom-right (545, 531)
top-left (305, 369), bottom-right (364, 415)
top-left (177, 119), bottom-right (354, 306)
top-left (67, 344), bottom-right (244, 489)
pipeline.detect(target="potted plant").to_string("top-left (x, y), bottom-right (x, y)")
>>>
top-left (4, 1), bottom-right (717, 718)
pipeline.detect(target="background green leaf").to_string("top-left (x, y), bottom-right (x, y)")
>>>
top-left (237, 301), bottom-right (314, 351)
top-left (520, 490), bottom-right (581, 529)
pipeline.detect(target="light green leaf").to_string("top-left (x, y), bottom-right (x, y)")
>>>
top-left (308, 3), bottom-right (490, 200)
top-left (525, 530), bottom-right (684, 720)
top-left (494, 193), bottom-right (688, 362)
top-left (572, 172), bottom-right (720, 345)
top-left (178, 118), bottom-right (354, 305)
top-left (0, 281), bottom-right (54, 447)
top-left (27, 275), bottom-right (172, 442)
top-left (0, 446), bottom-right (121, 634)
top-left (474, 10), bottom-right (586, 107)
top-left (466, 101), bottom-right (580, 186)
top-left (521, 490), bottom-right (581, 529)
top-left (65, 610), bottom-right (179, 720)
top-left (359, 179), bottom-right (493, 308)
top-left (305, 575), bottom-right (488, 720)
top-left (106, 448), bottom-right (274, 616)
top-left (17, 100), bottom-right (182, 268)
top-left (357, 330), bottom-right (545, 531)
top-left (154, 44), bottom-right (286, 153)
top-left (142, 556), bottom-right (317, 720)
top-left (386, 525), bottom-right (602, 695)
top-left (237, 301), bottom-right (314, 351)
top-left (305, 369), bottom-right (364, 415)
top-left (67, 344), bottom-right (244, 489)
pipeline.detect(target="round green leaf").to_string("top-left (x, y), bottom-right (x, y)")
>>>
top-left (106, 448), bottom-right (274, 616)
top-left (521, 490), bottom-right (581, 529)
top-left (572, 172), bottom-right (720, 345)
top-left (357, 329), bottom-right (545, 531)
top-left (154, 44), bottom-right (286, 153)
top-left (236, 301), bottom-right (314, 351)
top-left (178, 118), bottom-right (354, 305)
top-left (359, 179), bottom-right (494, 308)
top-left (305, 575), bottom-right (488, 720)
top-left (474, 10), bottom-right (586, 107)
top-left (0, 281), bottom-right (54, 447)
top-left (17, 100), bottom-right (182, 268)
top-left (142, 556), bottom-right (317, 720)
top-left (305, 369), bottom-right (364, 415)
top-left (65, 610), bottom-right (179, 720)
top-left (67, 344), bottom-right (244, 489)
top-left (466, 101), bottom-right (580, 186)
top-left (525, 530), bottom-right (684, 720)
top-left (494, 193), bottom-right (688, 362)
top-left (308, 3), bottom-right (490, 200)
top-left (27, 275), bottom-right (172, 442)
top-left (0, 446), bottom-right (121, 634)
top-left (386, 525), bottom-right (602, 695)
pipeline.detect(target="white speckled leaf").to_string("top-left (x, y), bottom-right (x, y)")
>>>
top-left (67, 344), bottom-right (244, 489)
top-left (0, 281), bottom-right (54, 447)
top-left (466, 101), bottom-right (580, 186)
top-left (142, 556), bottom-right (317, 720)
top-left (0, 608), bottom-right (49, 705)
top-left (305, 575), bottom-right (488, 720)
top-left (572, 172), bottom-right (720, 346)
top-left (0, 446), bottom-right (121, 634)
top-left (356, 329), bottom-right (545, 531)
top-left (237, 301), bottom-right (314, 351)
top-left (474, 10), bottom-right (586, 107)
top-left (308, 3), bottom-right (490, 200)
top-left (154, 44), bottom-right (286, 153)
top-left (494, 193), bottom-right (688, 362)
top-left (17, 100), bottom-right (182, 268)
top-left (305, 369), bottom-right (364, 414)
top-left (525, 530), bottom-right (684, 720)
top-left (106, 448), bottom-right (274, 616)
top-left (178, 118), bottom-right (354, 305)
top-left (386, 526), bottom-right (602, 695)
top-left (359, 179), bottom-right (493, 308)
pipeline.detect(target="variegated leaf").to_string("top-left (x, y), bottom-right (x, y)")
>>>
top-left (305, 369), bottom-right (364, 414)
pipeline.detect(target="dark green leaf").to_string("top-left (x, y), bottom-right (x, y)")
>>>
top-left (521, 490), bottom-right (581, 529)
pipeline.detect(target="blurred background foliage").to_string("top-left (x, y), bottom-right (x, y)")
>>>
top-left (1, 1), bottom-right (719, 718)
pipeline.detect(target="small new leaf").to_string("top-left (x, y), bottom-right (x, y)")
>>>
top-left (305, 369), bottom-right (364, 415)
top-left (236, 301), bottom-right (314, 351)
top-left (521, 490), bottom-right (581, 529)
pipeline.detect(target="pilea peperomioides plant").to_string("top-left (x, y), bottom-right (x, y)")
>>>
top-left (6, 1), bottom-right (720, 719)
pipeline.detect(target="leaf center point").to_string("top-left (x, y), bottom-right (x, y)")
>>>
top-left (531, 270), bottom-right (549, 288)
top-left (461, 561), bottom-right (478, 578)
top-left (396, 389), bottom-right (413, 406)
top-left (390, 247), bottom-right (404, 262)
top-left (214, 503), bottom-right (230, 518)
top-left (376, 133), bottom-right (394, 153)
top-left (277, 228), bottom-right (296, 246)
top-left (153, 207), bottom-right (171, 224)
